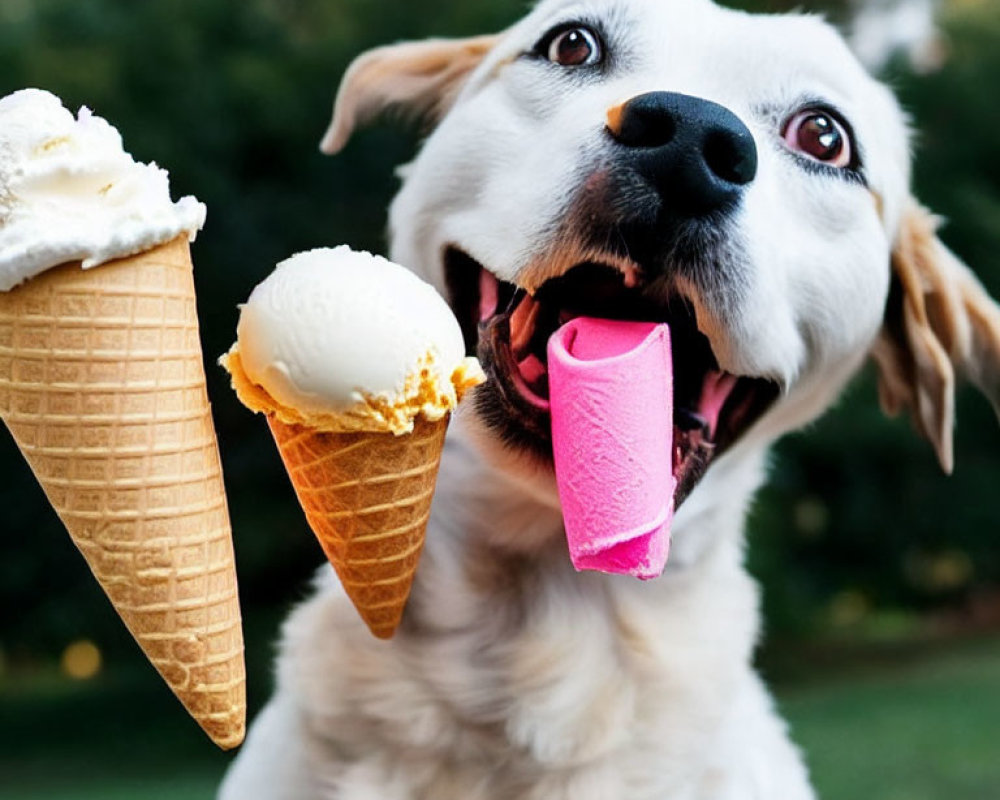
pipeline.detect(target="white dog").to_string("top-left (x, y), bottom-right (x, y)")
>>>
top-left (220, 0), bottom-right (1000, 797)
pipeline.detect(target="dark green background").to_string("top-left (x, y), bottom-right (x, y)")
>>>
top-left (0, 1), bottom-right (998, 795)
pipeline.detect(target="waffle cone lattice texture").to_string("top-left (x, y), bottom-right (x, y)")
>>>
top-left (268, 415), bottom-right (447, 639)
top-left (0, 237), bottom-right (245, 749)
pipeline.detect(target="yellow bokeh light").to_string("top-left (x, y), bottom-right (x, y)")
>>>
top-left (61, 640), bottom-right (102, 680)
top-left (828, 589), bottom-right (871, 629)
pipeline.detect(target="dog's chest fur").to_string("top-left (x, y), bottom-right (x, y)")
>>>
top-left (270, 430), bottom-right (814, 800)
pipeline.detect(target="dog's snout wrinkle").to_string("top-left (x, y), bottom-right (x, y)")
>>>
top-left (608, 92), bottom-right (757, 218)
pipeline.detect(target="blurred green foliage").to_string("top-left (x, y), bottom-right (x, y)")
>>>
top-left (0, 0), bottom-right (998, 673)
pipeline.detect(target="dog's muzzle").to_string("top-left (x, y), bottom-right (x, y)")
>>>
top-left (444, 94), bottom-right (777, 513)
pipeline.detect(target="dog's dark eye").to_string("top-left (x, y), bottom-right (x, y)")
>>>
top-left (546, 27), bottom-right (603, 67)
top-left (782, 109), bottom-right (852, 169)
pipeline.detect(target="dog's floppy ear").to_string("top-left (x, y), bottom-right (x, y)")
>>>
top-left (871, 201), bottom-right (1000, 473)
top-left (320, 35), bottom-right (499, 154)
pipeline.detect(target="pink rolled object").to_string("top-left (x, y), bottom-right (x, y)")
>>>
top-left (547, 318), bottom-right (675, 579)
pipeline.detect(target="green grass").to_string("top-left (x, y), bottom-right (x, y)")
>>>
top-left (8, 777), bottom-right (220, 800)
top-left (2, 637), bottom-right (999, 799)
top-left (782, 637), bottom-right (1000, 800)
top-left (0, 669), bottom-right (235, 800)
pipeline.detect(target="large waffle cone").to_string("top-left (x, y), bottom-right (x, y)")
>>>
top-left (268, 415), bottom-right (447, 639)
top-left (0, 237), bottom-right (245, 749)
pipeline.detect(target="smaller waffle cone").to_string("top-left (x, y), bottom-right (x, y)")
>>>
top-left (0, 237), bottom-right (245, 749)
top-left (268, 415), bottom-right (447, 639)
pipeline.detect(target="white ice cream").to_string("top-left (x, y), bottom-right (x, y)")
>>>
top-left (0, 88), bottom-right (206, 291)
top-left (226, 247), bottom-right (482, 434)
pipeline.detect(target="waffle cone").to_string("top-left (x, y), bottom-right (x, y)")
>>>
top-left (268, 415), bottom-right (447, 639)
top-left (0, 237), bottom-right (245, 749)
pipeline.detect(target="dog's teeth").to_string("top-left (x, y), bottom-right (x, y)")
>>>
top-left (510, 295), bottom-right (541, 356)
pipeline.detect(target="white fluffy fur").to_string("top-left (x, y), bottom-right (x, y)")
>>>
top-left (219, 1), bottom-right (987, 797)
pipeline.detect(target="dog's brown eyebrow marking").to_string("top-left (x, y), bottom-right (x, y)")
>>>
top-left (871, 190), bottom-right (885, 223)
top-left (490, 49), bottom-right (519, 72)
top-left (463, 43), bottom-right (524, 92)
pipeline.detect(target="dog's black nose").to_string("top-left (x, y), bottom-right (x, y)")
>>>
top-left (608, 92), bottom-right (757, 218)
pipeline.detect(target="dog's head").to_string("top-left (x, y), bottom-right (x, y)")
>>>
top-left (323, 0), bottom-right (1000, 517)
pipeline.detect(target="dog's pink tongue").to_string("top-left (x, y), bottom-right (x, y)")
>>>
top-left (547, 318), bottom-right (675, 580)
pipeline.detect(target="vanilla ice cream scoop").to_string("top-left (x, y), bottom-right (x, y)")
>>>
top-left (0, 88), bottom-right (206, 291)
top-left (222, 246), bottom-right (483, 435)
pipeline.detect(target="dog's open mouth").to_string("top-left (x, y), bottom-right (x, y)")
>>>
top-left (445, 247), bottom-right (780, 509)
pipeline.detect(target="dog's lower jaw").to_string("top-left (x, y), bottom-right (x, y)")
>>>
top-left (221, 420), bottom-right (815, 800)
